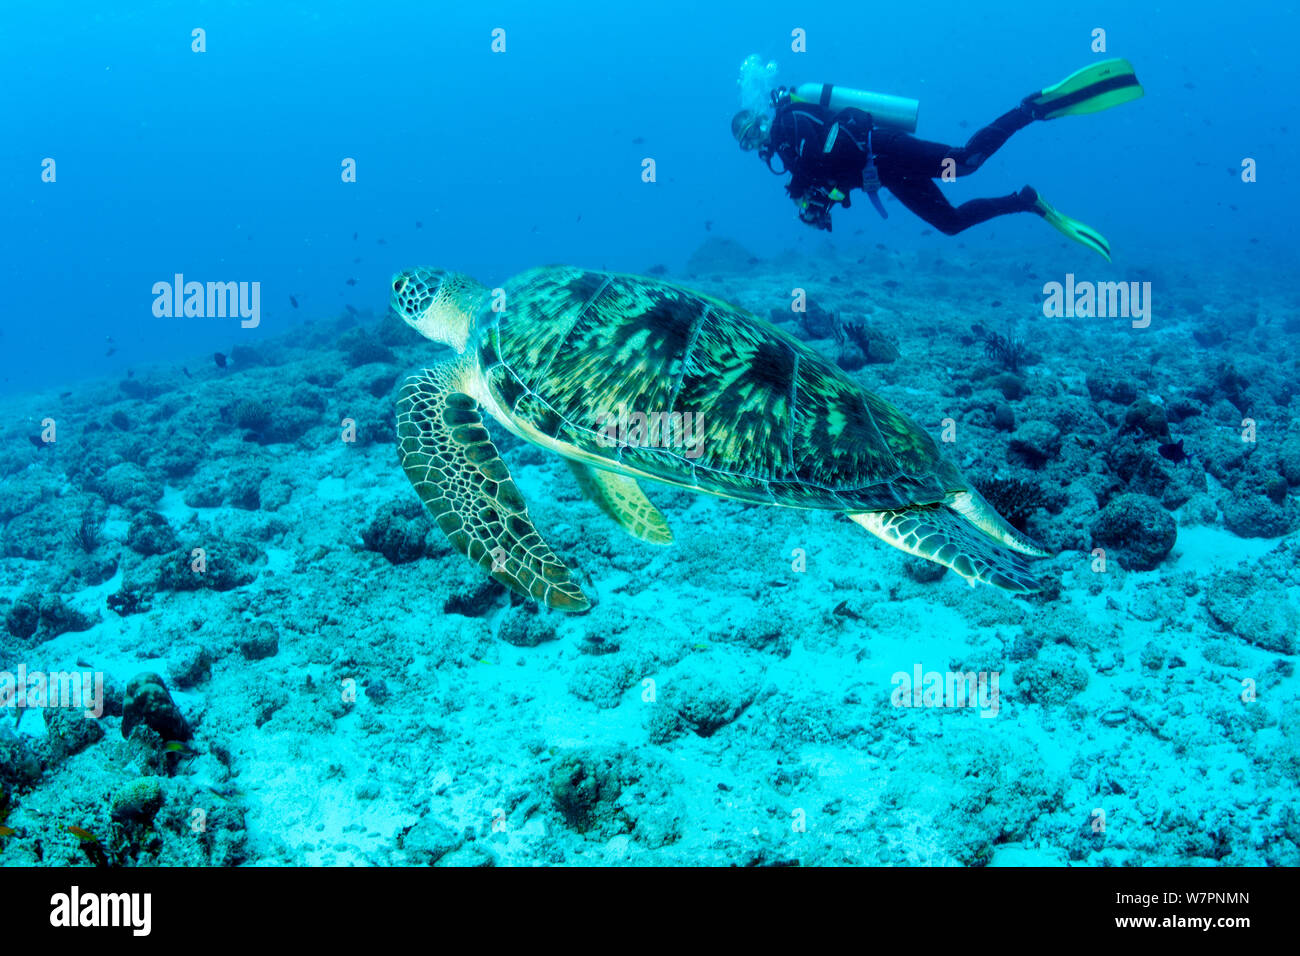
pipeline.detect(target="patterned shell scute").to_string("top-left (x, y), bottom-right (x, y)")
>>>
top-left (483, 267), bottom-right (959, 511)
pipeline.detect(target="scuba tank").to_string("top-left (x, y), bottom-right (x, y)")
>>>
top-left (789, 83), bottom-right (919, 132)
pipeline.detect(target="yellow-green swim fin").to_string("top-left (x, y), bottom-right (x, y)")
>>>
top-left (1030, 191), bottom-right (1112, 262)
top-left (1024, 58), bottom-right (1144, 120)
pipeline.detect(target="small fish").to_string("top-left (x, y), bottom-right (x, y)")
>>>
top-left (631, 136), bottom-right (645, 144)
top-left (105, 347), bottom-right (117, 357)
top-left (182, 367), bottom-right (192, 379)
top-left (353, 257), bottom-right (362, 264)
top-left (990, 300), bottom-right (1002, 308)
top-left (59, 390), bottom-right (72, 399)
top-left (415, 221), bottom-right (423, 228)
top-left (352, 232), bottom-right (358, 240)
top-left (126, 369), bottom-right (134, 378)
top-left (289, 295), bottom-right (299, 308)
top-left (1158, 438), bottom-right (1190, 464)
top-left (213, 352), bottom-right (228, 369)
top-left (163, 740), bottom-right (194, 757)
top-left (920, 229), bottom-right (934, 236)
top-left (0, 825), bottom-right (16, 838)
top-left (66, 825), bottom-right (98, 843)
top-left (345, 278), bottom-right (357, 286)
top-left (704, 220), bottom-right (713, 232)
top-left (576, 214), bottom-right (582, 223)
top-left (345, 305), bottom-right (358, 316)
top-left (377, 238), bottom-right (387, 245)
top-left (693, 643), bottom-right (710, 650)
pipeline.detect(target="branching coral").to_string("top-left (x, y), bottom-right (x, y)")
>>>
top-left (69, 507), bottom-right (102, 553)
top-left (972, 323), bottom-right (1030, 373)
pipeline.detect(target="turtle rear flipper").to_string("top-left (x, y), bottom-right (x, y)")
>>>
top-left (949, 489), bottom-right (1052, 558)
top-left (567, 462), bottom-right (673, 545)
top-left (397, 364), bottom-right (590, 611)
top-left (851, 505), bottom-right (1044, 593)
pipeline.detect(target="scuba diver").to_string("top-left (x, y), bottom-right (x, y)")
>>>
top-left (731, 59), bottom-right (1143, 261)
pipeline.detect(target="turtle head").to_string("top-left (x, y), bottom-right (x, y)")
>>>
top-left (390, 267), bottom-right (485, 352)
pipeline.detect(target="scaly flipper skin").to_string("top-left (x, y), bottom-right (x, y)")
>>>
top-left (567, 461), bottom-right (673, 545)
top-left (396, 362), bottom-right (590, 611)
top-left (851, 505), bottom-right (1043, 593)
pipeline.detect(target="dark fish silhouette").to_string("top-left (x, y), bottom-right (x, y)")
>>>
top-left (416, 221), bottom-right (423, 228)
top-left (182, 367), bottom-right (192, 379)
top-left (59, 391), bottom-right (71, 399)
top-left (990, 300), bottom-right (1002, 307)
top-left (631, 136), bottom-right (645, 144)
top-left (345, 305), bottom-right (358, 316)
top-left (704, 220), bottom-right (713, 232)
top-left (346, 278), bottom-right (357, 286)
top-left (105, 347), bottom-right (117, 357)
top-left (1158, 439), bottom-right (1189, 464)
top-left (377, 238), bottom-right (387, 245)
top-left (213, 352), bottom-right (228, 369)
top-left (352, 232), bottom-right (358, 240)
top-left (289, 295), bottom-right (299, 308)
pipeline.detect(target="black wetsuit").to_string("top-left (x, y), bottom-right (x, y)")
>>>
top-left (766, 100), bottom-right (1036, 233)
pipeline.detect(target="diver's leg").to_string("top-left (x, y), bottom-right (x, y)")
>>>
top-left (874, 108), bottom-right (1033, 179)
top-left (885, 177), bottom-right (1035, 235)
top-left (951, 106), bottom-right (1034, 172)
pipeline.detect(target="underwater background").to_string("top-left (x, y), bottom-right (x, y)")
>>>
top-left (1, 0), bottom-right (1297, 866)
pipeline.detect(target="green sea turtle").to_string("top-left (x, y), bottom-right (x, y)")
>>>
top-left (390, 266), bottom-right (1049, 611)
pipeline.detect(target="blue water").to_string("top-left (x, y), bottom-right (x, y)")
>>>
top-left (3, 0), bottom-right (1294, 392)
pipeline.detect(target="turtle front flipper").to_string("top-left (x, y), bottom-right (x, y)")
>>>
top-left (851, 505), bottom-right (1043, 593)
top-left (567, 462), bottom-right (673, 545)
top-left (397, 364), bottom-right (590, 611)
